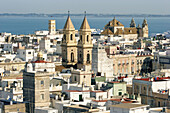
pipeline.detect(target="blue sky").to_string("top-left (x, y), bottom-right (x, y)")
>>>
top-left (1, 0), bottom-right (170, 14)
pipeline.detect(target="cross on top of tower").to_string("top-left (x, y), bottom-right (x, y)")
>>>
top-left (68, 11), bottom-right (70, 16)
top-left (84, 11), bottom-right (86, 17)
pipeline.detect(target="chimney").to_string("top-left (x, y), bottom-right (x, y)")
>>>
top-left (10, 100), bottom-right (13, 105)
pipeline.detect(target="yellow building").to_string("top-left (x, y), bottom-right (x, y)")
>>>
top-left (77, 16), bottom-right (93, 70)
top-left (71, 69), bottom-right (92, 86)
top-left (0, 61), bottom-right (26, 72)
top-left (130, 77), bottom-right (170, 107)
top-left (101, 18), bottom-right (149, 40)
top-left (111, 52), bottom-right (153, 76)
top-left (48, 20), bottom-right (56, 35)
top-left (61, 15), bottom-right (77, 67)
top-left (2, 103), bottom-right (26, 113)
top-left (61, 14), bottom-right (93, 69)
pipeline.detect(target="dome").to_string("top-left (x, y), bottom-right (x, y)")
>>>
top-left (37, 52), bottom-right (43, 58)
top-left (37, 52), bottom-right (43, 61)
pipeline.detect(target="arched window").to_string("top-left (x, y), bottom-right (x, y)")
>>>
top-left (87, 35), bottom-right (89, 42)
top-left (70, 34), bottom-right (73, 40)
top-left (80, 35), bottom-right (82, 41)
top-left (71, 53), bottom-right (74, 62)
top-left (80, 54), bottom-right (82, 59)
top-left (63, 34), bottom-right (66, 42)
top-left (87, 53), bottom-right (90, 63)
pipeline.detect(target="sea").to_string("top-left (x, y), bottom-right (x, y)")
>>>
top-left (0, 16), bottom-right (170, 36)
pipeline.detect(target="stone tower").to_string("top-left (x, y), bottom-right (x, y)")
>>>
top-left (61, 12), bottom-right (77, 67)
top-left (23, 52), bottom-right (53, 113)
top-left (142, 19), bottom-right (149, 37)
top-left (48, 20), bottom-right (56, 35)
top-left (130, 18), bottom-right (136, 27)
top-left (137, 24), bottom-right (143, 37)
top-left (77, 14), bottom-right (93, 70)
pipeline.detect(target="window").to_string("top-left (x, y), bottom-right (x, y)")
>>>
top-left (158, 101), bottom-right (160, 107)
top-left (144, 87), bottom-right (146, 90)
top-left (164, 102), bottom-right (166, 107)
top-left (87, 35), bottom-right (89, 42)
top-left (131, 67), bottom-right (134, 73)
top-left (41, 80), bottom-right (44, 86)
top-left (84, 76), bottom-right (86, 78)
top-left (132, 60), bottom-right (134, 64)
top-left (80, 35), bottom-right (82, 41)
top-left (118, 92), bottom-right (122, 96)
top-left (23, 52), bottom-right (25, 54)
top-left (71, 53), bottom-right (74, 62)
top-left (74, 76), bottom-right (77, 81)
top-left (28, 52), bottom-right (31, 54)
top-left (80, 54), bottom-right (82, 59)
top-left (41, 94), bottom-right (44, 100)
top-left (70, 34), bottom-right (73, 40)
top-left (126, 68), bottom-right (128, 73)
top-left (87, 54), bottom-right (90, 63)
top-left (122, 60), bottom-right (125, 64)
top-left (63, 34), bottom-right (66, 41)
top-left (122, 67), bottom-right (124, 74)
top-left (118, 60), bottom-right (120, 65)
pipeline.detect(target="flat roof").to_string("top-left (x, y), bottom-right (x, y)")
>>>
top-left (65, 105), bottom-right (89, 110)
top-left (110, 103), bottom-right (149, 109)
top-left (134, 77), bottom-right (170, 82)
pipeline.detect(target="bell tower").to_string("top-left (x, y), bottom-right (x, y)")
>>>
top-left (130, 18), bottom-right (136, 28)
top-left (48, 20), bottom-right (56, 35)
top-left (77, 12), bottom-right (93, 70)
top-left (61, 11), bottom-right (77, 67)
top-left (142, 18), bottom-right (149, 38)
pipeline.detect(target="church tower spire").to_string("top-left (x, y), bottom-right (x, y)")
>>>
top-left (142, 18), bottom-right (149, 37)
top-left (130, 18), bottom-right (136, 27)
top-left (61, 11), bottom-right (77, 67)
top-left (77, 11), bottom-right (93, 70)
top-left (63, 11), bottom-right (75, 31)
top-left (142, 18), bottom-right (148, 28)
top-left (80, 11), bottom-right (91, 31)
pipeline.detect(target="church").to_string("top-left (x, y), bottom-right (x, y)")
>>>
top-left (101, 17), bottom-right (149, 40)
top-left (61, 13), bottom-right (93, 70)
